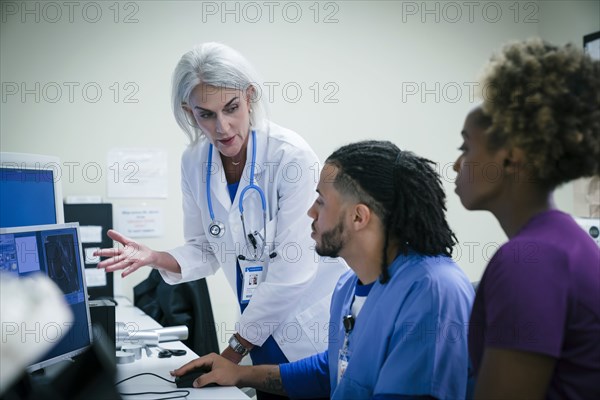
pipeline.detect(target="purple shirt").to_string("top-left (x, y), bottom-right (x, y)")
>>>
top-left (469, 210), bottom-right (600, 399)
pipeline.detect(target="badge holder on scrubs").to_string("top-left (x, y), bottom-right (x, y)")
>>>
top-left (338, 314), bottom-right (355, 383)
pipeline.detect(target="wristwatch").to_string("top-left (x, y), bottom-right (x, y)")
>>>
top-left (228, 334), bottom-right (250, 357)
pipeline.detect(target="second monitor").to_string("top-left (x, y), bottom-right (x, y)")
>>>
top-left (0, 223), bottom-right (92, 373)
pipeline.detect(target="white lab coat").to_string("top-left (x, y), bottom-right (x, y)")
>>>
top-left (161, 121), bottom-right (348, 362)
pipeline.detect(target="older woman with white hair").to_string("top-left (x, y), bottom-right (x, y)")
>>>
top-left (96, 43), bottom-right (346, 400)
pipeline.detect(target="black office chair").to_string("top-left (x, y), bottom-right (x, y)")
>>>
top-left (134, 270), bottom-right (219, 356)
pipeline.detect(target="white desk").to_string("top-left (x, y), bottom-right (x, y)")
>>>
top-left (115, 299), bottom-right (249, 399)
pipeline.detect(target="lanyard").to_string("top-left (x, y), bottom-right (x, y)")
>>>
top-left (338, 314), bottom-right (355, 384)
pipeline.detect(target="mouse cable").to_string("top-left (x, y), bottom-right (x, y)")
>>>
top-left (119, 391), bottom-right (190, 400)
top-left (116, 372), bottom-right (175, 386)
top-left (115, 372), bottom-right (190, 400)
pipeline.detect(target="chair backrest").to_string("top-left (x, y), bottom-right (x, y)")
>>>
top-left (134, 270), bottom-right (219, 356)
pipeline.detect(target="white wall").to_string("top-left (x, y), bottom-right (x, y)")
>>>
top-left (2, 0), bottom-right (598, 351)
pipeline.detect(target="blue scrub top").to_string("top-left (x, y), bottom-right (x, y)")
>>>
top-left (280, 251), bottom-right (474, 399)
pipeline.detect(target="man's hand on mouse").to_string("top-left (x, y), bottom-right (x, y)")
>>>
top-left (170, 353), bottom-right (243, 388)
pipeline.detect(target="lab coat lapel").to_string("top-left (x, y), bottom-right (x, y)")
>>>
top-left (251, 128), bottom-right (269, 214)
top-left (250, 131), bottom-right (269, 190)
top-left (209, 145), bottom-right (233, 214)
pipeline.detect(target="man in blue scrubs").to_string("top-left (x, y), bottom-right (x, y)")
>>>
top-left (172, 140), bottom-right (475, 399)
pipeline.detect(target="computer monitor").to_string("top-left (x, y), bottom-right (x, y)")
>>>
top-left (0, 152), bottom-right (65, 228)
top-left (0, 223), bottom-right (92, 372)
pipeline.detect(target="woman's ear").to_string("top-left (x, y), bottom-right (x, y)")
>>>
top-left (503, 146), bottom-right (526, 175)
top-left (181, 102), bottom-right (198, 128)
top-left (245, 86), bottom-right (255, 106)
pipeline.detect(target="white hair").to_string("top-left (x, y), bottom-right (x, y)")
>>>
top-left (172, 42), bottom-right (268, 143)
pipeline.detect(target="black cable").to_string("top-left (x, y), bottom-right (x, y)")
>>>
top-left (119, 390), bottom-right (190, 400)
top-left (115, 372), bottom-right (175, 386)
top-left (115, 372), bottom-right (190, 400)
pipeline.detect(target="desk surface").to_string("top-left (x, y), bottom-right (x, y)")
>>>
top-left (115, 299), bottom-right (249, 400)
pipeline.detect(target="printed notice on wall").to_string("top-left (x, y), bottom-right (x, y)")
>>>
top-left (107, 148), bottom-right (168, 198)
top-left (115, 207), bottom-right (164, 238)
top-left (80, 226), bottom-right (103, 244)
top-left (85, 268), bottom-right (107, 287)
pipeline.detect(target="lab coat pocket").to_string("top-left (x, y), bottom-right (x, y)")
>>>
top-left (294, 294), bottom-right (333, 353)
top-left (255, 217), bottom-right (278, 267)
top-left (238, 216), bottom-right (277, 267)
top-left (265, 217), bottom-right (278, 253)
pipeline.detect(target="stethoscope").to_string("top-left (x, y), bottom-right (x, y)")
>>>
top-left (206, 130), bottom-right (268, 262)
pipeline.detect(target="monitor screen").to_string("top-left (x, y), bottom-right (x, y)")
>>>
top-left (0, 152), bottom-right (65, 228)
top-left (0, 223), bottom-right (92, 372)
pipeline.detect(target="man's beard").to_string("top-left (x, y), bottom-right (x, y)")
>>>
top-left (315, 217), bottom-right (347, 258)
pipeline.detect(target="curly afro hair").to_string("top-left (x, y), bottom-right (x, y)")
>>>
top-left (480, 38), bottom-right (600, 188)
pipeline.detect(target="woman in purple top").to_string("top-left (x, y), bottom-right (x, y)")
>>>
top-left (454, 38), bottom-right (600, 399)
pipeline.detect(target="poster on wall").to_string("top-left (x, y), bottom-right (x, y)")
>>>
top-left (115, 206), bottom-right (164, 238)
top-left (573, 32), bottom-right (600, 218)
top-left (107, 148), bottom-right (168, 198)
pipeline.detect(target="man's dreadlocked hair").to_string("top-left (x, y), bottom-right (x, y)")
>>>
top-left (325, 140), bottom-right (457, 283)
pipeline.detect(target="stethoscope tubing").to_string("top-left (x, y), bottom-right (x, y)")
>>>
top-left (238, 130), bottom-right (266, 214)
top-left (206, 130), bottom-right (268, 261)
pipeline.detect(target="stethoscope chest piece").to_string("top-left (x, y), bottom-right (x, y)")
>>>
top-left (209, 220), bottom-right (225, 238)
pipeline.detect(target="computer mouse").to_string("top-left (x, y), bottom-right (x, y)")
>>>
top-left (174, 368), bottom-right (218, 388)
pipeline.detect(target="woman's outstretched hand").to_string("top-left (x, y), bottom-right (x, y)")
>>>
top-left (94, 229), bottom-right (157, 277)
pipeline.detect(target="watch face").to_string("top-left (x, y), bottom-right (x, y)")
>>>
top-left (229, 335), bottom-right (248, 355)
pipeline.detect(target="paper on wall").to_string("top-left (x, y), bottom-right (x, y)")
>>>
top-left (80, 226), bottom-right (103, 243)
top-left (115, 206), bottom-right (164, 238)
top-left (107, 148), bottom-right (168, 198)
top-left (84, 247), bottom-right (101, 265)
top-left (85, 268), bottom-right (108, 287)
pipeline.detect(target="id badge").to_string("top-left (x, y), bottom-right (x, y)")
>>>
top-left (241, 266), bottom-right (264, 304)
top-left (337, 336), bottom-right (351, 384)
top-left (337, 347), bottom-right (350, 384)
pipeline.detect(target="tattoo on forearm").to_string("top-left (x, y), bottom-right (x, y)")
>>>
top-left (261, 368), bottom-right (285, 396)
